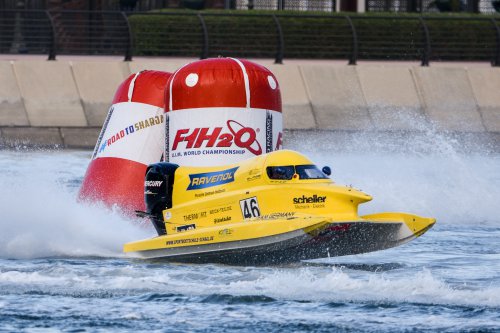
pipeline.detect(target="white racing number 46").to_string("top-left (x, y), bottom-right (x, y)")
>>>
top-left (240, 197), bottom-right (261, 219)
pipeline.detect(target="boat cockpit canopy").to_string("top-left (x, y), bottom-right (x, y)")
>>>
top-left (266, 164), bottom-right (329, 180)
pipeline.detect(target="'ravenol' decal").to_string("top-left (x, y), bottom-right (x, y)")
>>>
top-left (187, 167), bottom-right (239, 190)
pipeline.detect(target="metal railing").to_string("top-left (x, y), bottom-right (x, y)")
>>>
top-left (0, 0), bottom-right (337, 12)
top-left (366, 0), bottom-right (500, 14)
top-left (0, 9), bottom-right (499, 66)
top-left (2, 0), bottom-right (499, 13)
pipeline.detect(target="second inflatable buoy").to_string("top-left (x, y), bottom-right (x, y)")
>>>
top-left (79, 70), bottom-right (172, 214)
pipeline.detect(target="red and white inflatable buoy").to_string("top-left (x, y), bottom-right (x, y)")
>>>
top-left (165, 58), bottom-right (283, 166)
top-left (78, 70), bottom-right (172, 213)
top-left (79, 59), bottom-right (283, 213)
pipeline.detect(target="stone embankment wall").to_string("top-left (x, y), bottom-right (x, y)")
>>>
top-left (0, 59), bottom-right (499, 149)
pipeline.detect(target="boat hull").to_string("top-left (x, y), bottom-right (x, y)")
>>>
top-left (127, 218), bottom-right (434, 265)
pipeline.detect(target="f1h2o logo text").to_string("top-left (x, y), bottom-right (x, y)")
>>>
top-left (172, 120), bottom-right (262, 155)
top-left (240, 197), bottom-right (261, 219)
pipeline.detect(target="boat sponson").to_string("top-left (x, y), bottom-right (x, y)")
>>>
top-left (128, 221), bottom-right (414, 265)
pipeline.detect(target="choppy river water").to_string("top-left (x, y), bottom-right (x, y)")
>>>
top-left (0, 132), bottom-right (499, 332)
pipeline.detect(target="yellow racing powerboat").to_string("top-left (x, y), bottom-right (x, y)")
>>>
top-left (124, 150), bottom-right (435, 265)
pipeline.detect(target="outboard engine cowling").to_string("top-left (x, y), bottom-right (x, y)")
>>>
top-left (144, 163), bottom-right (179, 235)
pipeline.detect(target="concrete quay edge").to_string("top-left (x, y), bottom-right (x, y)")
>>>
top-left (0, 57), bottom-right (498, 149)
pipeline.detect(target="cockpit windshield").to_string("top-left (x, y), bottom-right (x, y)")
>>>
top-left (266, 164), bottom-right (328, 180)
top-left (295, 165), bottom-right (329, 179)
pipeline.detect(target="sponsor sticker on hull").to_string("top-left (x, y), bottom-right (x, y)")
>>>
top-left (293, 194), bottom-right (327, 209)
top-left (187, 167), bottom-right (239, 190)
top-left (254, 212), bottom-right (296, 220)
top-left (219, 228), bottom-right (234, 236)
top-left (293, 195), bottom-right (327, 204)
top-left (166, 236), bottom-right (214, 246)
top-left (177, 224), bottom-right (196, 232)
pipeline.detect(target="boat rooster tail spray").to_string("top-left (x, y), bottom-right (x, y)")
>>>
top-left (78, 70), bottom-right (172, 213)
top-left (165, 58), bottom-right (283, 166)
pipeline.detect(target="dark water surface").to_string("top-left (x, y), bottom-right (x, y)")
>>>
top-left (0, 139), bottom-right (499, 332)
